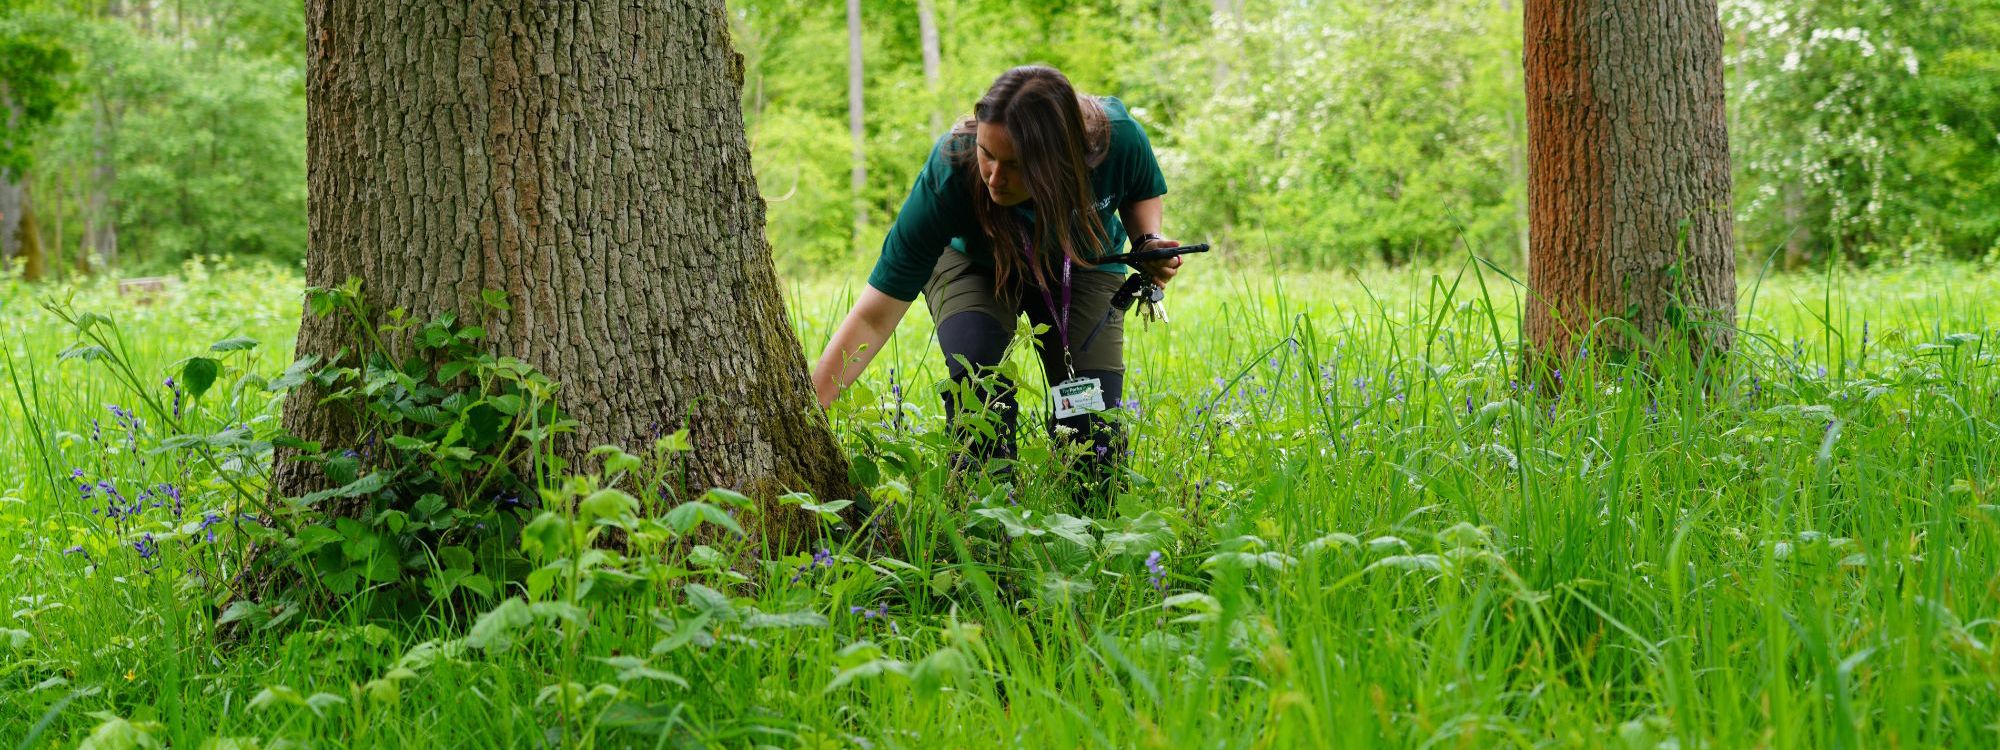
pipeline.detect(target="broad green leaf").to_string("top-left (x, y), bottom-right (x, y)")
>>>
top-left (580, 488), bottom-right (640, 523)
top-left (465, 598), bottom-right (534, 651)
top-left (182, 357), bottom-right (221, 399)
top-left (664, 501), bottom-right (743, 537)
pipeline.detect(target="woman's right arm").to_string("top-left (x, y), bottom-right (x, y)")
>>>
top-left (810, 285), bottom-right (912, 407)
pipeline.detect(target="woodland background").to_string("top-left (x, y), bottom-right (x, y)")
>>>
top-left (3, 0), bottom-right (1997, 282)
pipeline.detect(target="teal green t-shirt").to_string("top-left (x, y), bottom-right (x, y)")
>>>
top-left (865, 96), bottom-right (1169, 302)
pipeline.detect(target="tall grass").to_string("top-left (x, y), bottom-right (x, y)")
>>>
top-left (3, 256), bottom-right (1997, 748)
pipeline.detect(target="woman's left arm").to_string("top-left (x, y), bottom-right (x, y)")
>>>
top-left (1118, 196), bottom-right (1183, 286)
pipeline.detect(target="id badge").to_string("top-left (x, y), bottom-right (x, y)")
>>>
top-left (1051, 377), bottom-right (1106, 420)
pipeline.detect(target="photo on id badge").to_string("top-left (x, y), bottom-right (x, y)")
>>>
top-left (1053, 377), bottom-right (1105, 420)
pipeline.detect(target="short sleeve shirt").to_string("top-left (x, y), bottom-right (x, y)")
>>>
top-left (865, 96), bottom-right (1169, 302)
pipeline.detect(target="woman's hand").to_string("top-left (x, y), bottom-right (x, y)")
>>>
top-left (810, 286), bottom-right (912, 408)
top-left (1135, 236), bottom-right (1184, 287)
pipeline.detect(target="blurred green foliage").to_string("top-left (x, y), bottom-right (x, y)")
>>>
top-left (738, 0), bottom-right (2000, 274)
top-left (1727, 0), bottom-right (2000, 266)
top-left (3, 0), bottom-right (304, 275)
top-left (2, 0), bottom-right (1995, 278)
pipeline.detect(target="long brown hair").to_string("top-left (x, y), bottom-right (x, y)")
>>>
top-left (945, 66), bottom-right (1111, 294)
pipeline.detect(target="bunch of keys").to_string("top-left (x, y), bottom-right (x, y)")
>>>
top-left (1133, 279), bottom-right (1169, 324)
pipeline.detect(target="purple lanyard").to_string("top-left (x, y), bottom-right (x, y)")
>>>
top-left (1017, 231), bottom-right (1074, 359)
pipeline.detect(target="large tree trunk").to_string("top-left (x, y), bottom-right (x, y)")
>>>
top-left (846, 0), bottom-right (867, 252)
top-left (1523, 0), bottom-right (1737, 363)
top-left (284, 1), bottom-right (851, 518)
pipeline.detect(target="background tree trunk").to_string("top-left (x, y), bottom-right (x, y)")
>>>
top-left (1523, 0), bottom-right (1737, 363)
top-left (0, 173), bottom-right (21, 271)
top-left (846, 0), bottom-right (867, 252)
top-left (81, 0), bottom-right (122, 273)
top-left (17, 184), bottom-right (44, 281)
top-left (81, 94), bottom-right (117, 273)
top-left (284, 1), bottom-right (851, 517)
top-left (1497, 0), bottom-right (1529, 264)
top-left (916, 0), bottom-right (941, 137)
top-left (2, 80), bottom-right (24, 268)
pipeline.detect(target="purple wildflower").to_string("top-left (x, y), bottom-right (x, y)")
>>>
top-left (165, 377), bottom-right (183, 419)
top-left (196, 511), bottom-right (224, 543)
top-left (792, 547), bottom-right (835, 583)
top-left (850, 602), bottom-right (890, 619)
top-left (133, 533), bottom-right (158, 560)
top-left (1145, 550), bottom-right (1166, 593)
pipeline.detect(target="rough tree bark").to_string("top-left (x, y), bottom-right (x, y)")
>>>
top-left (1523, 0), bottom-right (1737, 363)
top-left (283, 1), bottom-right (851, 519)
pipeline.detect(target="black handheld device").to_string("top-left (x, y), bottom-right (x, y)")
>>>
top-left (1077, 243), bottom-right (1210, 352)
top-left (1096, 243), bottom-right (1211, 267)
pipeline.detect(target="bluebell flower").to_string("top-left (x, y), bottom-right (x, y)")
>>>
top-left (165, 377), bottom-right (183, 420)
top-left (793, 547), bottom-right (836, 583)
top-left (196, 511), bottom-right (224, 543)
top-left (1144, 550), bottom-right (1166, 593)
top-left (134, 533), bottom-right (158, 560)
top-left (850, 603), bottom-right (889, 619)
